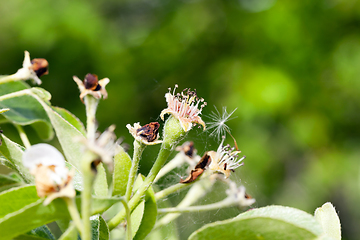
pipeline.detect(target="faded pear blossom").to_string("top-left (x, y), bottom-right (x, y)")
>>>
top-left (126, 122), bottom-right (162, 145)
top-left (160, 85), bottom-right (206, 132)
top-left (180, 137), bottom-right (245, 183)
top-left (22, 144), bottom-right (75, 205)
top-left (4, 51), bottom-right (48, 85)
top-left (207, 137), bottom-right (245, 178)
top-left (77, 125), bottom-right (120, 170)
top-left (73, 73), bottom-right (109, 102)
top-left (226, 181), bottom-right (255, 207)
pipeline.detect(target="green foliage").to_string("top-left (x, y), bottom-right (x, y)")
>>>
top-left (112, 146), bottom-right (132, 196)
top-left (188, 206), bottom-right (323, 240)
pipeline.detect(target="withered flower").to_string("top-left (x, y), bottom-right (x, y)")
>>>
top-left (7, 51), bottom-right (48, 85)
top-left (77, 125), bottom-right (120, 171)
top-left (73, 73), bottom-right (109, 102)
top-left (207, 138), bottom-right (245, 178)
top-left (160, 85), bottom-right (206, 132)
top-left (226, 181), bottom-right (255, 207)
top-left (180, 138), bottom-right (244, 183)
top-left (176, 141), bottom-right (196, 158)
top-left (126, 122), bottom-right (162, 145)
top-left (22, 144), bottom-right (75, 205)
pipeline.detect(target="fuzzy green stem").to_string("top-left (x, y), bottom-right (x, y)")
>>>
top-left (119, 198), bottom-right (132, 240)
top-left (14, 124), bottom-right (31, 149)
top-left (84, 95), bottom-right (99, 141)
top-left (64, 197), bottom-right (84, 236)
top-left (81, 152), bottom-right (97, 240)
top-left (155, 182), bottom-right (195, 201)
top-left (125, 140), bottom-right (146, 202)
top-left (154, 153), bottom-right (184, 183)
top-left (158, 198), bottom-right (234, 213)
top-left (108, 116), bottom-right (186, 230)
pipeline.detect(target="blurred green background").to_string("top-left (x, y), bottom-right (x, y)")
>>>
top-left (1, 0), bottom-right (360, 239)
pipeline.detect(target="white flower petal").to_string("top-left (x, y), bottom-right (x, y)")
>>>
top-left (23, 143), bottom-right (66, 171)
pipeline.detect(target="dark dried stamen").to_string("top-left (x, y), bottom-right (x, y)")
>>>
top-left (137, 122), bottom-right (160, 142)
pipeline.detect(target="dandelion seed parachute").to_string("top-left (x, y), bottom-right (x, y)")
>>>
top-left (205, 106), bottom-right (237, 142)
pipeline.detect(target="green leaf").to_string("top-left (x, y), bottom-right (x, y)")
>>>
top-left (58, 224), bottom-right (79, 240)
top-left (0, 134), bottom-right (33, 183)
top-left (13, 234), bottom-right (52, 240)
top-left (27, 225), bottom-right (56, 240)
top-left (0, 185), bottom-right (70, 240)
top-left (188, 205), bottom-right (323, 240)
top-left (88, 197), bottom-right (121, 215)
top-left (90, 215), bottom-right (109, 240)
top-left (146, 187), bottom-right (179, 240)
top-left (0, 173), bottom-right (23, 191)
top-left (134, 178), bottom-right (157, 240)
top-left (131, 176), bottom-right (146, 238)
top-left (0, 83), bottom-right (54, 140)
top-left (52, 106), bottom-right (86, 136)
top-left (0, 184), bottom-right (120, 240)
top-left (314, 202), bottom-right (341, 240)
top-left (93, 163), bottom-right (108, 197)
top-left (112, 146), bottom-right (132, 196)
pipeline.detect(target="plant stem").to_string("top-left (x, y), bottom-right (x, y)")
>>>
top-left (158, 198), bottom-right (234, 213)
top-left (14, 124), bottom-right (31, 148)
top-left (125, 140), bottom-right (146, 202)
top-left (155, 176), bottom-right (215, 229)
top-left (64, 197), bottom-right (83, 236)
top-left (84, 95), bottom-right (99, 141)
top-left (81, 95), bottom-right (99, 240)
top-left (119, 198), bottom-right (132, 240)
top-left (154, 153), bottom-right (184, 183)
top-left (81, 152), bottom-right (97, 240)
top-left (155, 182), bottom-right (194, 201)
top-left (108, 116), bottom-right (185, 230)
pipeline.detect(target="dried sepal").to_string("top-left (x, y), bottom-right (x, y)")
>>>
top-left (126, 122), bottom-right (163, 145)
top-left (73, 73), bottom-right (109, 102)
top-left (6, 51), bottom-right (49, 85)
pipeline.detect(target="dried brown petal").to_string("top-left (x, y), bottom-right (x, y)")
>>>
top-left (180, 152), bottom-right (211, 184)
top-left (136, 122), bottom-right (160, 142)
top-left (180, 168), bottom-right (204, 183)
top-left (31, 58), bottom-right (49, 77)
top-left (84, 73), bottom-right (100, 90)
